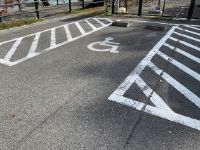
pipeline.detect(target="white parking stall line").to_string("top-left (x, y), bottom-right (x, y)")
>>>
top-left (177, 27), bottom-right (200, 36)
top-left (84, 19), bottom-right (97, 30)
top-left (148, 61), bottom-right (200, 109)
top-left (157, 51), bottom-right (200, 82)
top-left (169, 37), bottom-right (200, 52)
top-left (27, 33), bottom-right (41, 58)
top-left (108, 25), bottom-right (200, 130)
top-left (0, 17), bottom-right (112, 66)
top-left (93, 18), bottom-right (105, 26)
top-left (135, 76), bottom-right (173, 111)
top-left (4, 37), bottom-right (23, 61)
top-left (164, 43), bottom-right (200, 64)
top-left (173, 31), bottom-right (200, 43)
top-left (111, 26), bottom-right (177, 96)
top-left (75, 22), bottom-right (86, 35)
top-left (109, 94), bottom-right (200, 131)
top-left (184, 25), bottom-right (200, 31)
top-left (50, 28), bottom-right (56, 48)
top-left (63, 25), bottom-right (73, 42)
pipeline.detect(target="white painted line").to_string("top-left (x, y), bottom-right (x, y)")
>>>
top-left (93, 18), bottom-right (105, 26)
top-left (111, 26), bottom-right (177, 96)
top-left (50, 28), bottom-right (56, 48)
top-left (84, 19), bottom-right (97, 30)
top-left (75, 22), bottom-right (86, 35)
top-left (177, 27), bottom-right (200, 36)
top-left (157, 51), bottom-right (200, 82)
top-left (169, 37), bottom-right (200, 52)
top-left (4, 37), bottom-right (23, 61)
top-left (63, 25), bottom-right (73, 42)
top-left (5, 21), bottom-right (112, 66)
top-left (135, 76), bottom-right (173, 111)
top-left (0, 21), bottom-right (78, 46)
top-left (164, 43), bottom-right (200, 64)
top-left (96, 18), bottom-right (113, 23)
top-left (148, 62), bottom-right (200, 108)
top-left (173, 31), bottom-right (200, 43)
top-left (125, 19), bottom-right (200, 27)
top-left (27, 33), bottom-right (41, 58)
top-left (184, 25), bottom-right (200, 31)
top-left (108, 94), bottom-right (200, 131)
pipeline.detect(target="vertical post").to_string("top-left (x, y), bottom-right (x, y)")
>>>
top-left (161, 0), bottom-right (165, 16)
top-left (34, 0), bottom-right (40, 19)
top-left (69, 0), bottom-right (71, 13)
top-left (57, 0), bottom-right (59, 5)
top-left (188, 0), bottom-right (196, 20)
top-left (17, 0), bottom-right (22, 12)
top-left (138, 0), bottom-right (142, 16)
top-left (158, 0), bottom-right (160, 8)
top-left (125, 0), bottom-right (127, 12)
top-left (82, 0), bottom-right (85, 9)
top-left (112, 0), bottom-right (115, 14)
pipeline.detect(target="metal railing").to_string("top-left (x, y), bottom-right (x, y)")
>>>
top-left (0, 0), bottom-right (104, 22)
top-left (110, 0), bottom-right (199, 19)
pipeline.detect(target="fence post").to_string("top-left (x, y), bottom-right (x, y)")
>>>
top-left (111, 0), bottom-right (115, 14)
top-left (125, 0), bottom-right (127, 12)
top-left (82, 0), bottom-right (85, 9)
top-left (188, 0), bottom-right (196, 20)
top-left (57, 0), bottom-right (59, 5)
top-left (138, 0), bottom-right (142, 16)
top-left (69, 0), bottom-right (71, 13)
top-left (34, 0), bottom-right (40, 19)
top-left (17, 0), bottom-right (22, 12)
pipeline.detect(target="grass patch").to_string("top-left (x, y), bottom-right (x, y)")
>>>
top-left (66, 6), bottom-right (108, 17)
top-left (0, 18), bottom-right (44, 30)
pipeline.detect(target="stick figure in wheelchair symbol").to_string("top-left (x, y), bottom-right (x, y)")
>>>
top-left (87, 37), bottom-right (120, 53)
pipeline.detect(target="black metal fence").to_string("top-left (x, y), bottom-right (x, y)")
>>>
top-left (110, 0), bottom-right (200, 19)
top-left (0, 0), bottom-right (104, 22)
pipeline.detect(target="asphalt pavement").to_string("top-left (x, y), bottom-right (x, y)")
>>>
top-left (0, 16), bottom-right (200, 150)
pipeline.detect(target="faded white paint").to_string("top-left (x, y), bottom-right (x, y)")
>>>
top-left (164, 43), bottom-right (200, 63)
top-left (108, 25), bottom-right (200, 131)
top-left (0, 18), bottom-right (112, 66)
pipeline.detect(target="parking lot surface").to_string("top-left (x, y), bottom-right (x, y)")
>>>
top-left (0, 16), bottom-right (200, 150)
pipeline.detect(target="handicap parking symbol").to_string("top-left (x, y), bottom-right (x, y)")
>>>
top-left (87, 37), bottom-right (120, 53)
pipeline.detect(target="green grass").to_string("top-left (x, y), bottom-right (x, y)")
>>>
top-left (65, 6), bottom-right (108, 16)
top-left (0, 18), bottom-right (44, 30)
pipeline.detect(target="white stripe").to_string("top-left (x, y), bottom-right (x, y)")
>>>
top-left (111, 26), bottom-right (177, 96)
top-left (4, 22), bottom-right (112, 66)
top-left (169, 37), bottom-right (200, 52)
top-left (157, 51), bottom-right (200, 82)
top-left (164, 43), bottom-right (200, 63)
top-left (84, 19), bottom-right (97, 30)
top-left (27, 33), bottom-right (41, 58)
top-left (135, 76), bottom-right (173, 111)
top-left (4, 38), bottom-right (23, 61)
top-left (75, 22), bottom-right (86, 35)
top-left (96, 18), bottom-right (113, 23)
top-left (177, 27), bottom-right (200, 36)
top-left (184, 25), bottom-right (200, 31)
top-left (108, 94), bottom-right (200, 131)
top-left (50, 28), bottom-right (56, 47)
top-left (148, 62), bottom-right (200, 108)
top-left (63, 25), bottom-right (73, 41)
top-left (173, 31), bottom-right (200, 42)
top-left (93, 18), bottom-right (105, 26)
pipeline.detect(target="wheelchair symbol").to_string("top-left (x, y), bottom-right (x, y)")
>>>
top-left (87, 37), bottom-right (120, 53)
